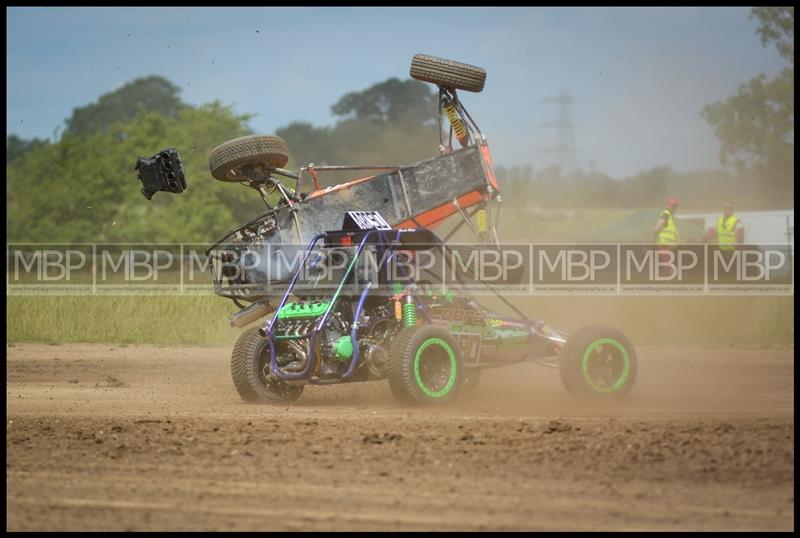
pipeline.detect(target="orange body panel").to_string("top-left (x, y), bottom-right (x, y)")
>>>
top-left (396, 190), bottom-right (487, 230)
top-left (478, 143), bottom-right (500, 191)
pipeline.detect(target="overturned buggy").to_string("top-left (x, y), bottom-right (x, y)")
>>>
top-left (136, 54), bottom-right (638, 405)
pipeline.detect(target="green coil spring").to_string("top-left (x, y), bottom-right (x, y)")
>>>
top-left (403, 301), bottom-right (417, 327)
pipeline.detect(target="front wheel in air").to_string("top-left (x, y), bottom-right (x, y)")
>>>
top-left (387, 325), bottom-right (463, 405)
top-left (208, 135), bottom-right (290, 182)
top-left (559, 325), bottom-right (637, 399)
top-left (410, 54), bottom-right (487, 93)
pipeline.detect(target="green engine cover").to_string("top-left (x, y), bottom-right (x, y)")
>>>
top-left (277, 301), bottom-right (330, 320)
top-left (332, 336), bottom-right (353, 360)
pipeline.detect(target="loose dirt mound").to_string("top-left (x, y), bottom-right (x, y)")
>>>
top-left (6, 344), bottom-right (794, 531)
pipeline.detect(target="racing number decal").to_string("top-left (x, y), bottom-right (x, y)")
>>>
top-left (343, 211), bottom-right (392, 231)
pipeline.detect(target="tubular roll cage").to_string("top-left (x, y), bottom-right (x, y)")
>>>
top-left (207, 83), bottom-right (504, 305)
top-left (261, 227), bottom-right (436, 384)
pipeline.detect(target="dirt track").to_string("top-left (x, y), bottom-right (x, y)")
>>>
top-left (6, 343), bottom-right (794, 531)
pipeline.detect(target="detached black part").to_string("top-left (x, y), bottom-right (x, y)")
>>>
top-left (135, 148), bottom-right (187, 200)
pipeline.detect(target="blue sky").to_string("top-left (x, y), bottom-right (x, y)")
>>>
top-left (6, 7), bottom-right (787, 178)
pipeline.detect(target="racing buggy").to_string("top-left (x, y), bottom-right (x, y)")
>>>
top-left (135, 54), bottom-right (638, 405)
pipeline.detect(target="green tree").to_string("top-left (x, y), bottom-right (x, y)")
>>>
top-left (275, 121), bottom-right (334, 166)
top-left (277, 78), bottom-right (440, 184)
top-left (752, 6), bottom-right (794, 64)
top-left (6, 134), bottom-right (49, 163)
top-left (64, 76), bottom-right (186, 136)
top-left (701, 7), bottom-right (794, 206)
top-left (620, 166), bottom-right (671, 208)
top-left (331, 78), bottom-right (438, 127)
top-left (7, 101), bottom-right (262, 243)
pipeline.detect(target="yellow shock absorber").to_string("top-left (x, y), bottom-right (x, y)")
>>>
top-left (443, 101), bottom-right (469, 147)
top-left (476, 209), bottom-right (488, 233)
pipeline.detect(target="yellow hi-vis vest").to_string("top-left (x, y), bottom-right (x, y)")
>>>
top-left (657, 209), bottom-right (679, 246)
top-left (716, 215), bottom-right (739, 250)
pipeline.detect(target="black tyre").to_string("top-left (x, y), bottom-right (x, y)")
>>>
top-left (209, 135), bottom-right (290, 182)
top-left (231, 327), bottom-right (304, 404)
top-left (387, 325), bottom-right (463, 405)
top-left (559, 326), bottom-right (637, 399)
top-left (410, 54), bottom-right (486, 93)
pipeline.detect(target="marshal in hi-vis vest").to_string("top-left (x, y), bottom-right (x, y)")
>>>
top-left (716, 215), bottom-right (739, 250)
top-left (657, 209), bottom-right (679, 246)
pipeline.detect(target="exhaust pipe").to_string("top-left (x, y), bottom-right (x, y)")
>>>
top-left (229, 301), bottom-right (271, 328)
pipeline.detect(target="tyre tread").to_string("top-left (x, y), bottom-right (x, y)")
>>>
top-left (410, 54), bottom-right (486, 93)
top-left (209, 135), bottom-right (289, 182)
top-left (230, 327), bottom-right (303, 404)
top-left (559, 325), bottom-right (637, 399)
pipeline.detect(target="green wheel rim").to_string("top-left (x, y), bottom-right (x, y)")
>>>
top-left (413, 338), bottom-right (458, 398)
top-left (581, 337), bottom-right (630, 393)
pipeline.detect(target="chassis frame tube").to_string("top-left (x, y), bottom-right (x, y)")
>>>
top-left (264, 229), bottom-right (391, 382)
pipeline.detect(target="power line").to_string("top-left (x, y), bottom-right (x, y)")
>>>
top-left (540, 87), bottom-right (578, 174)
